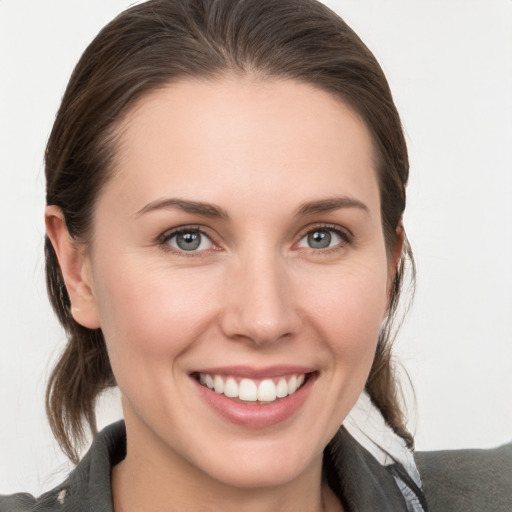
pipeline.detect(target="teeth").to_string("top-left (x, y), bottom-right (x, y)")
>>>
top-left (198, 373), bottom-right (307, 402)
top-left (224, 377), bottom-right (238, 398)
top-left (213, 375), bottom-right (224, 394)
top-left (276, 378), bottom-right (288, 398)
top-left (287, 375), bottom-right (297, 394)
top-left (257, 379), bottom-right (277, 402)
top-left (239, 379), bottom-right (258, 401)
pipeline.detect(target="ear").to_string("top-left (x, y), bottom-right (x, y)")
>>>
top-left (387, 223), bottom-right (405, 296)
top-left (45, 205), bottom-right (101, 329)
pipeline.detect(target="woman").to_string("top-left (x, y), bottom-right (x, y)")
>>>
top-left (1, 0), bottom-right (510, 511)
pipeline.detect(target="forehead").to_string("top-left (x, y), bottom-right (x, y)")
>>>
top-left (103, 77), bottom-right (379, 216)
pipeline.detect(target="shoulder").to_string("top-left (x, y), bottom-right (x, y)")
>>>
top-left (0, 421), bottom-right (126, 512)
top-left (0, 490), bottom-right (68, 512)
top-left (0, 494), bottom-right (36, 512)
top-left (415, 442), bottom-right (512, 512)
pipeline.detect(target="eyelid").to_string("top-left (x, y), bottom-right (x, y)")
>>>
top-left (157, 225), bottom-right (221, 254)
top-left (294, 223), bottom-right (353, 250)
top-left (156, 222), bottom-right (353, 255)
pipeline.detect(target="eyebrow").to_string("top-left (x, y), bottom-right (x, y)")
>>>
top-left (295, 197), bottom-right (370, 217)
top-left (135, 198), bottom-right (229, 219)
top-left (135, 196), bottom-right (369, 220)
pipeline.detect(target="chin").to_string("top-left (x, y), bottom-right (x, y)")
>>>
top-left (205, 456), bottom-right (312, 489)
top-left (185, 433), bottom-right (325, 490)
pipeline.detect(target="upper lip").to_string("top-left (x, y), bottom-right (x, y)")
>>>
top-left (192, 365), bottom-right (316, 379)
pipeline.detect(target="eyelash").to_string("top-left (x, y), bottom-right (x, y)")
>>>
top-left (158, 225), bottom-right (219, 257)
top-left (295, 223), bottom-right (353, 255)
top-left (157, 223), bottom-right (353, 256)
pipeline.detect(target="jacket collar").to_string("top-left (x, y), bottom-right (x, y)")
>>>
top-left (325, 427), bottom-right (408, 511)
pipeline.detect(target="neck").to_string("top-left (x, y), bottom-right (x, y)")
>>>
top-left (112, 419), bottom-right (342, 512)
top-left (113, 462), bottom-right (338, 512)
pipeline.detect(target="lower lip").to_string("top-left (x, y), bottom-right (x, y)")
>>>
top-left (194, 374), bottom-right (316, 428)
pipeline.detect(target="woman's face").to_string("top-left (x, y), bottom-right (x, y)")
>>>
top-left (80, 77), bottom-right (396, 487)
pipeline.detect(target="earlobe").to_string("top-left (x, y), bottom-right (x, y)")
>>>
top-left (45, 206), bottom-right (101, 329)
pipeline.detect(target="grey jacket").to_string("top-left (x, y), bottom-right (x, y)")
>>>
top-left (1, 421), bottom-right (511, 511)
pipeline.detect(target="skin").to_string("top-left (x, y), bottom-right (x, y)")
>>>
top-left (46, 76), bottom-right (403, 512)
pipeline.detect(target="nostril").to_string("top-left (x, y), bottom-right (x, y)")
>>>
top-left (218, 263), bottom-right (301, 344)
top-left (220, 314), bottom-right (296, 345)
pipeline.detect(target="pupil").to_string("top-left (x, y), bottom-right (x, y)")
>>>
top-left (177, 232), bottom-right (201, 251)
top-left (308, 230), bottom-right (331, 249)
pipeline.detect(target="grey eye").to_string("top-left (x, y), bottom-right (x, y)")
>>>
top-left (168, 230), bottom-right (213, 252)
top-left (298, 229), bottom-right (342, 249)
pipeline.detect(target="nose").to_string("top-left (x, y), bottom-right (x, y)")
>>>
top-left (219, 251), bottom-right (302, 346)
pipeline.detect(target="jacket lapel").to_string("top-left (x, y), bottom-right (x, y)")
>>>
top-left (324, 426), bottom-right (409, 512)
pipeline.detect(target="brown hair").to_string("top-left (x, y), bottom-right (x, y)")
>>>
top-left (45, 0), bottom-right (415, 463)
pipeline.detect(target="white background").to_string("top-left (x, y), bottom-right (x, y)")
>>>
top-left (1, 0), bottom-right (511, 496)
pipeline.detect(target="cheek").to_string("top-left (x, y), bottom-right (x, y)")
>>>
top-left (91, 257), bottom-right (220, 372)
top-left (298, 260), bottom-right (389, 361)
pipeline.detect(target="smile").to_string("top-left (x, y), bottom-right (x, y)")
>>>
top-left (192, 366), bottom-right (317, 427)
top-left (198, 373), bottom-right (307, 402)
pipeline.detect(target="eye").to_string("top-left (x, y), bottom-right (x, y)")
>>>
top-left (297, 228), bottom-right (345, 250)
top-left (166, 229), bottom-right (214, 252)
